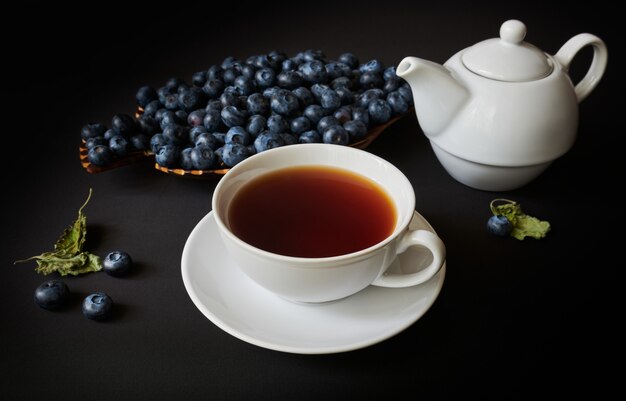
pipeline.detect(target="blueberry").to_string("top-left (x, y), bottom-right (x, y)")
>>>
top-left (221, 106), bottom-right (248, 127)
top-left (150, 133), bottom-right (167, 153)
top-left (344, 120), bottom-right (368, 140)
top-left (383, 66), bottom-right (397, 81)
top-left (85, 136), bottom-right (107, 149)
top-left (187, 109), bottom-right (206, 127)
top-left (338, 53), bottom-right (359, 69)
top-left (246, 93), bottom-right (270, 115)
top-left (155, 144), bottom-right (180, 168)
top-left (205, 99), bottom-right (223, 112)
top-left (270, 92), bottom-right (299, 116)
top-left (136, 85), bottom-right (158, 108)
top-left (82, 293), bottom-right (114, 321)
top-left (325, 62), bottom-right (351, 80)
top-left (104, 128), bottom-right (118, 141)
top-left (223, 67), bottom-right (240, 85)
top-left (266, 114), bottom-right (289, 134)
top-left (310, 83), bottom-right (330, 100)
top-left (88, 145), bottom-right (113, 166)
top-left (303, 49), bottom-right (326, 62)
top-left (240, 64), bottom-right (257, 79)
top-left (398, 83), bottom-right (413, 105)
top-left (303, 104), bottom-right (327, 125)
top-left (317, 115), bottom-right (340, 133)
top-left (359, 71), bottom-right (384, 90)
top-left (331, 76), bottom-right (353, 90)
top-left (103, 251), bottom-right (133, 276)
top-left (487, 215), bottom-right (513, 237)
top-left (162, 124), bottom-right (188, 145)
top-left (322, 125), bottom-right (349, 145)
top-left (192, 71), bottom-right (208, 87)
top-left (299, 60), bottom-right (328, 84)
top-left (226, 126), bottom-right (251, 145)
top-left (166, 77), bottom-right (186, 90)
top-left (290, 116), bottom-right (311, 135)
top-left (111, 113), bottom-right (137, 137)
top-left (292, 87), bottom-right (315, 108)
top-left (203, 109), bottom-right (223, 132)
top-left (180, 147), bottom-right (194, 170)
top-left (254, 132), bottom-right (285, 153)
top-left (299, 130), bottom-right (322, 143)
top-left (383, 76), bottom-right (403, 93)
top-left (357, 88), bottom-right (385, 109)
top-left (81, 122), bottom-right (107, 140)
top-left (281, 133), bottom-right (298, 145)
top-left (276, 71), bottom-right (304, 89)
top-left (138, 116), bottom-right (160, 136)
top-left (387, 91), bottom-right (409, 115)
top-left (130, 134), bottom-right (150, 151)
top-left (352, 107), bottom-right (370, 126)
top-left (335, 87), bottom-right (355, 105)
top-left (281, 59), bottom-right (298, 72)
top-left (143, 100), bottom-right (161, 117)
top-left (255, 67), bottom-right (276, 88)
top-left (368, 99), bottom-right (392, 124)
top-left (194, 133), bottom-right (220, 150)
top-left (189, 126), bottom-right (208, 143)
top-left (319, 89), bottom-right (341, 110)
top-left (221, 143), bottom-right (250, 166)
top-left (158, 85), bottom-right (175, 104)
top-left (207, 65), bottom-right (224, 81)
top-left (191, 146), bottom-right (216, 169)
top-left (163, 92), bottom-right (179, 110)
top-left (34, 280), bottom-right (69, 310)
top-left (359, 59), bottom-right (385, 74)
top-left (233, 75), bottom-right (256, 96)
top-left (109, 134), bottom-right (131, 156)
top-left (178, 87), bottom-right (204, 112)
top-left (333, 107), bottom-right (352, 124)
top-left (202, 79), bottom-right (225, 99)
top-left (246, 114), bottom-right (267, 137)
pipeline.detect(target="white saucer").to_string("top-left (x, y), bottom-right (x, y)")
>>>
top-left (181, 211), bottom-right (446, 354)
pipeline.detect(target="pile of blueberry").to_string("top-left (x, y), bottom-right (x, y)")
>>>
top-left (81, 49), bottom-right (413, 170)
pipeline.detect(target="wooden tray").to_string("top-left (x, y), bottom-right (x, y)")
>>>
top-left (80, 111), bottom-right (410, 178)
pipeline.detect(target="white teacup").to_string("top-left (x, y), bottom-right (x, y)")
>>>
top-left (212, 144), bottom-right (446, 303)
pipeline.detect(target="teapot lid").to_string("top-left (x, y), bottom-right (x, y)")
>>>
top-left (462, 20), bottom-right (553, 82)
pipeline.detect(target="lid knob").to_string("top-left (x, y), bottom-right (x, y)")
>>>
top-left (500, 20), bottom-right (526, 44)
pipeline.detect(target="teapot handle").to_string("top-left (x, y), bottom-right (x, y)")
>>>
top-left (555, 33), bottom-right (608, 103)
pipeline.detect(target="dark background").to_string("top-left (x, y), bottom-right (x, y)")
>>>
top-left (3, 1), bottom-right (622, 399)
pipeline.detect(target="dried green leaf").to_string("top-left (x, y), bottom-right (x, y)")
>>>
top-left (491, 199), bottom-right (551, 240)
top-left (14, 189), bottom-right (102, 276)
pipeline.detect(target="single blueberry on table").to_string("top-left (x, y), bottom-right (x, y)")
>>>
top-left (82, 293), bottom-right (114, 321)
top-left (88, 145), bottom-right (113, 166)
top-left (191, 146), bottom-right (216, 169)
top-left (34, 280), bottom-right (70, 310)
top-left (103, 251), bottom-right (133, 276)
top-left (487, 215), bottom-right (513, 237)
top-left (81, 122), bottom-right (107, 140)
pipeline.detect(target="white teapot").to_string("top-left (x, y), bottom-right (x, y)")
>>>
top-left (396, 19), bottom-right (607, 191)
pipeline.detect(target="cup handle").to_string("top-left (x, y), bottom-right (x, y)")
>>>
top-left (554, 33), bottom-right (608, 103)
top-left (371, 229), bottom-right (446, 288)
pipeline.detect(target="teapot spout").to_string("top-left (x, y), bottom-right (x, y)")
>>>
top-left (396, 56), bottom-right (469, 136)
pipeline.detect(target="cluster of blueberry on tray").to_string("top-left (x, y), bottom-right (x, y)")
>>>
top-left (80, 49), bottom-right (414, 172)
